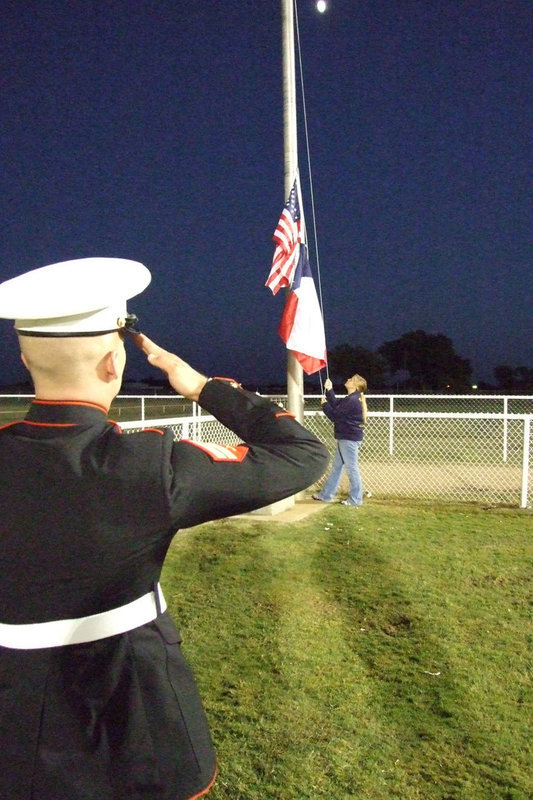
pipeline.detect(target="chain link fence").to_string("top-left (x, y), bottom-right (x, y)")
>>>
top-left (2, 393), bottom-right (531, 507)
top-left (364, 393), bottom-right (533, 416)
top-left (119, 398), bottom-right (532, 509)
top-left (306, 410), bottom-right (531, 508)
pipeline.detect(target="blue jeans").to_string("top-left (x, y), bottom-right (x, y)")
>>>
top-left (317, 440), bottom-right (363, 505)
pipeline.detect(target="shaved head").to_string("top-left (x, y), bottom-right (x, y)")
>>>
top-left (19, 331), bottom-right (126, 405)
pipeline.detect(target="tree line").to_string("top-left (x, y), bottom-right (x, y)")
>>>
top-left (327, 330), bottom-right (533, 392)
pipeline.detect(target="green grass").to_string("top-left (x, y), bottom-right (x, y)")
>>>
top-left (161, 500), bottom-right (532, 799)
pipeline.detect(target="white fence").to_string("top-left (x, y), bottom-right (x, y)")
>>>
top-left (2, 393), bottom-right (532, 508)
top-left (110, 392), bottom-right (533, 423)
top-left (118, 398), bottom-right (532, 510)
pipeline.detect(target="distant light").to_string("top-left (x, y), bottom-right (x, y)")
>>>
top-left (316, 1), bottom-right (328, 13)
top-left (472, 384), bottom-right (478, 390)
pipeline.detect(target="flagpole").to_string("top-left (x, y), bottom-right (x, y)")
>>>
top-left (282, 0), bottom-right (304, 424)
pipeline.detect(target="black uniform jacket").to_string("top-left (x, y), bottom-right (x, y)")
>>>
top-left (0, 378), bottom-right (328, 800)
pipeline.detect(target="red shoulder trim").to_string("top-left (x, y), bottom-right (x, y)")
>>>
top-left (109, 421), bottom-right (163, 435)
top-left (183, 440), bottom-right (249, 462)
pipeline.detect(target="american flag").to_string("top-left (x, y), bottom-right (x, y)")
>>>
top-left (265, 180), bottom-right (302, 295)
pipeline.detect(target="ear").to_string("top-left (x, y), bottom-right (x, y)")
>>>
top-left (102, 350), bottom-right (120, 382)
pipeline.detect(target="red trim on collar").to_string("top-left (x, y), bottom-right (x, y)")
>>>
top-left (0, 421), bottom-right (22, 432)
top-left (20, 420), bottom-right (77, 428)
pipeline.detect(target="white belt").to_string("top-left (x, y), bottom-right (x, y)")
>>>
top-left (0, 584), bottom-right (167, 650)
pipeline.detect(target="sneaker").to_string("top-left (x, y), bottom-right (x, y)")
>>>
top-left (312, 494), bottom-right (332, 503)
top-left (340, 500), bottom-right (360, 506)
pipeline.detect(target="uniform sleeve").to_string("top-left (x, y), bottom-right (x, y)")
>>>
top-left (166, 379), bottom-right (329, 528)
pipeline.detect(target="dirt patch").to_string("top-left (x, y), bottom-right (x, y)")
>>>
top-left (320, 461), bottom-right (525, 505)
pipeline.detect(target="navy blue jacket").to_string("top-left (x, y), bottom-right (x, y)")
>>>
top-left (322, 388), bottom-right (365, 442)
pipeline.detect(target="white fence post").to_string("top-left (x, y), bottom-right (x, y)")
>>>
top-left (193, 401), bottom-right (200, 441)
top-left (503, 396), bottom-right (509, 462)
top-left (389, 396), bottom-right (394, 455)
top-left (520, 416), bottom-right (531, 508)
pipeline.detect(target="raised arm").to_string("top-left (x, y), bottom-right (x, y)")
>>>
top-left (134, 333), bottom-right (329, 527)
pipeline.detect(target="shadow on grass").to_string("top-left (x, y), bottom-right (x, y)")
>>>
top-left (311, 507), bottom-right (528, 799)
top-left (162, 509), bottom-right (531, 800)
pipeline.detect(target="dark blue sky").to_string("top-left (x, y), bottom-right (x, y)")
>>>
top-left (1, 0), bottom-right (531, 387)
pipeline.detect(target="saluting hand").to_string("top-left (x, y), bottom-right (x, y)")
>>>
top-left (132, 333), bottom-right (208, 401)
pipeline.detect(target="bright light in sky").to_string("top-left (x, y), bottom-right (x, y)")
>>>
top-left (316, 1), bottom-right (328, 13)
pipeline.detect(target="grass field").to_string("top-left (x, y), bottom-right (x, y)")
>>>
top-left (162, 499), bottom-right (532, 800)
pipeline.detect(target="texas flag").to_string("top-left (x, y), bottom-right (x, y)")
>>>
top-left (277, 242), bottom-right (327, 375)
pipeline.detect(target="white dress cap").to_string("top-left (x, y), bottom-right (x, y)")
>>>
top-left (0, 257), bottom-right (151, 336)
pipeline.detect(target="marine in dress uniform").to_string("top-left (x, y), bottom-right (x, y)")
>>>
top-left (0, 258), bottom-right (328, 800)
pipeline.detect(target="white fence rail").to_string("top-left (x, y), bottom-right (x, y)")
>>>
top-left (120, 407), bottom-right (532, 510)
top-left (2, 394), bottom-right (532, 508)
